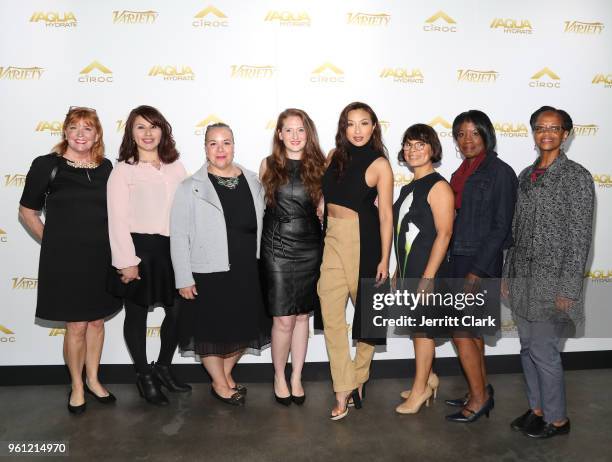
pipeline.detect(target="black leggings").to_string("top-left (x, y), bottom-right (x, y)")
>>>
top-left (123, 300), bottom-right (180, 374)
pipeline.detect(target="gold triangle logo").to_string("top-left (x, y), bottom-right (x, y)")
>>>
top-left (531, 67), bottom-right (560, 80)
top-left (196, 115), bottom-right (223, 127)
top-left (0, 325), bottom-right (14, 335)
top-left (0, 228), bottom-right (6, 234)
top-left (194, 6), bottom-right (227, 19)
top-left (428, 116), bottom-right (451, 129)
top-left (425, 11), bottom-right (456, 24)
top-left (80, 60), bottom-right (112, 75)
top-left (312, 62), bottom-right (343, 75)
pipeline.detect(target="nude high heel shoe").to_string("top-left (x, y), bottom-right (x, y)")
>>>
top-left (400, 372), bottom-right (439, 400)
top-left (395, 386), bottom-right (433, 414)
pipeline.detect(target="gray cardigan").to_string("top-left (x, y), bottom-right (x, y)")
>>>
top-left (502, 153), bottom-right (594, 323)
top-left (170, 163), bottom-right (264, 289)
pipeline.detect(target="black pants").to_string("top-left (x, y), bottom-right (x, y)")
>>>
top-left (123, 300), bottom-right (180, 374)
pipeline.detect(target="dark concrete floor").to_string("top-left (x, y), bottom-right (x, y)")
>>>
top-left (0, 369), bottom-right (611, 462)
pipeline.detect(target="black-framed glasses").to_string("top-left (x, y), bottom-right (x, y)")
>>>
top-left (403, 141), bottom-right (427, 151)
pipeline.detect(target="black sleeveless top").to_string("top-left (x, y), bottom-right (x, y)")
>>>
top-left (319, 143), bottom-right (387, 344)
top-left (393, 171), bottom-right (447, 279)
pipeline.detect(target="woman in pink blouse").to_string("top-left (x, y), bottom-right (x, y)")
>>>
top-left (107, 105), bottom-right (190, 405)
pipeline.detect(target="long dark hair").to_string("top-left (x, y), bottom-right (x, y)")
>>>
top-left (118, 105), bottom-right (179, 164)
top-left (332, 102), bottom-right (387, 178)
top-left (262, 108), bottom-right (326, 206)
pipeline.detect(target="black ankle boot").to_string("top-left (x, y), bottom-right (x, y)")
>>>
top-left (152, 362), bottom-right (192, 393)
top-left (136, 372), bottom-right (169, 406)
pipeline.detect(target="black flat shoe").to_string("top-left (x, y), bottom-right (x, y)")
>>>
top-left (233, 384), bottom-right (247, 396)
top-left (84, 384), bottom-right (116, 404)
top-left (211, 387), bottom-right (245, 406)
top-left (136, 372), bottom-right (169, 406)
top-left (291, 394), bottom-right (306, 406)
top-left (151, 362), bottom-right (192, 393)
top-left (525, 419), bottom-right (570, 438)
top-left (67, 391), bottom-right (86, 415)
top-left (510, 409), bottom-right (543, 432)
top-left (446, 397), bottom-right (494, 423)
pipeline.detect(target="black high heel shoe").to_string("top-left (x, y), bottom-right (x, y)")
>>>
top-left (67, 391), bottom-right (86, 415)
top-left (348, 382), bottom-right (367, 408)
top-left (330, 389), bottom-right (361, 421)
top-left (84, 384), bottom-right (116, 404)
top-left (275, 394), bottom-right (292, 406)
top-left (291, 394), bottom-right (306, 406)
top-left (445, 384), bottom-right (494, 407)
top-left (136, 372), bottom-right (169, 406)
top-left (151, 362), bottom-right (192, 393)
top-left (445, 397), bottom-right (494, 423)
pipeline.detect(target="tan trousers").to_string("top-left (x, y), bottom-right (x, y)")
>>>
top-left (318, 216), bottom-right (375, 392)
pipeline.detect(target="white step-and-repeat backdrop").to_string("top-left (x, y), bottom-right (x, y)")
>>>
top-left (1, 1), bottom-right (611, 365)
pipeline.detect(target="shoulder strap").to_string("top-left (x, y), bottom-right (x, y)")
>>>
top-left (46, 154), bottom-right (61, 195)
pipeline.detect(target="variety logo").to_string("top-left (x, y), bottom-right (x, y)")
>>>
top-left (427, 116), bottom-right (453, 137)
top-left (0, 66), bottom-right (44, 80)
top-left (48, 328), bottom-right (66, 336)
top-left (494, 122), bottom-right (529, 137)
top-left (112, 10), bottom-right (158, 24)
top-left (457, 69), bottom-right (498, 83)
top-left (0, 228), bottom-right (6, 243)
top-left (230, 65), bottom-right (275, 79)
top-left (593, 174), bottom-right (611, 188)
top-left (264, 11), bottom-right (310, 26)
top-left (79, 60), bottom-right (113, 83)
top-left (194, 115), bottom-right (224, 135)
top-left (116, 120), bottom-right (127, 132)
top-left (574, 124), bottom-right (598, 136)
top-left (30, 11), bottom-right (77, 27)
top-left (12, 277), bottom-right (38, 289)
top-left (380, 68), bottom-right (424, 84)
top-left (193, 5), bottom-right (228, 28)
top-left (4, 174), bottom-right (26, 187)
top-left (592, 74), bottom-right (612, 88)
top-left (35, 121), bottom-right (62, 136)
top-left (310, 62), bottom-right (344, 83)
top-left (0, 324), bottom-right (16, 343)
top-left (586, 269), bottom-right (612, 281)
top-left (424, 11), bottom-right (457, 32)
top-left (379, 121), bottom-right (391, 133)
top-left (564, 20), bottom-right (604, 34)
top-left (149, 65), bottom-right (195, 80)
top-left (490, 18), bottom-right (532, 34)
top-left (529, 67), bottom-right (560, 88)
top-left (147, 326), bottom-right (161, 337)
top-left (394, 173), bottom-right (414, 187)
top-left (347, 12), bottom-right (390, 26)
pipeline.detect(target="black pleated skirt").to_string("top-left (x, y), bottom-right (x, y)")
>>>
top-left (106, 233), bottom-right (176, 307)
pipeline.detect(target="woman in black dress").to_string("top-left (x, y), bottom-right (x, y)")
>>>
top-left (259, 109), bottom-right (325, 405)
top-left (392, 124), bottom-right (454, 414)
top-left (171, 123), bottom-right (270, 406)
top-left (19, 107), bottom-right (122, 414)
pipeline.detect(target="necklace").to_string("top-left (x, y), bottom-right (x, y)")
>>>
top-left (210, 173), bottom-right (239, 189)
top-left (65, 158), bottom-right (98, 169)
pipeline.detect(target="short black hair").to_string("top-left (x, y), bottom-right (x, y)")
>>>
top-left (529, 106), bottom-right (573, 132)
top-left (452, 109), bottom-right (497, 153)
top-left (397, 123), bottom-right (443, 164)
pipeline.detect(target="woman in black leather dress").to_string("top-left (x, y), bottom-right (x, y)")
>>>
top-left (259, 109), bottom-right (326, 405)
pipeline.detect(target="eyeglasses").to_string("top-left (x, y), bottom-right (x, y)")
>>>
top-left (67, 106), bottom-right (97, 114)
top-left (403, 141), bottom-right (427, 151)
top-left (534, 125), bottom-right (563, 134)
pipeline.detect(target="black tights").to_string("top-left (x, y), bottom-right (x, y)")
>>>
top-left (123, 300), bottom-right (180, 374)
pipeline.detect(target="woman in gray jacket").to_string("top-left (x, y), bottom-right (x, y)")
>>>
top-left (503, 106), bottom-right (595, 439)
top-left (170, 123), bottom-right (271, 406)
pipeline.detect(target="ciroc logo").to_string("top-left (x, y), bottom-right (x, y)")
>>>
top-left (347, 12), bottom-right (390, 26)
top-left (112, 10), bottom-right (158, 24)
top-left (310, 62), bottom-right (344, 83)
top-left (529, 67), bottom-right (560, 88)
top-left (494, 122), bottom-right (529, 138)
top-left (194, 115), bottom-right (224, 136)
top-left (586, 270), bottom-right (612, 281)
top-left (0, 66), bottom-right (44, 80)
top-left (380, 68), bottom-right (424, 84)
top-left (394, 173), bottom-right (414, 187)
top-left (149, 65), bottom-right (195, 81)
top-left (231, 65), bottom-right (275, 79)
top-left (12, 277), bottom-right (38, 289)
top-left (424, 11), bottom-right (457, 32)
top-left (30, 11), bottom-right (77, 27)
top-left (4, 174), bottom-right (26, 187)
top-left (564, 21), bottom-right (604, 34)
top-left (593, 174), bottom-right (612, 188)
top-left (0, 324), bottom-right (16, 343)
top-left (79, 61), bottom-right (113, 83)
top-left (264, 11), bottom-right (310, 26)
top-left (457, 69), bottom-right (498, 83)
top-left (0, 228), bottom-right (7, 243)
top-left (35, 121), bottom-right (62, 136)
top-left (427, 116), bottom-right (453, 137)
top-left (592, 74), bottom-right (612, 88)
top-left (490, 18), bottom-right (532, 34)
top-left (193, 6), bottom-right (228, 28)
top-left (574, 124), bottom-right (598, 136)
top-left (147, 326), bottom-right (161, 338)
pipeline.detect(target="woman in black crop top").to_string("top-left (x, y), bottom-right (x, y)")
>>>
top-left (318, 102), bottom-right (394, 420)
top-left (392, 124), bottom-right (454, 415)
